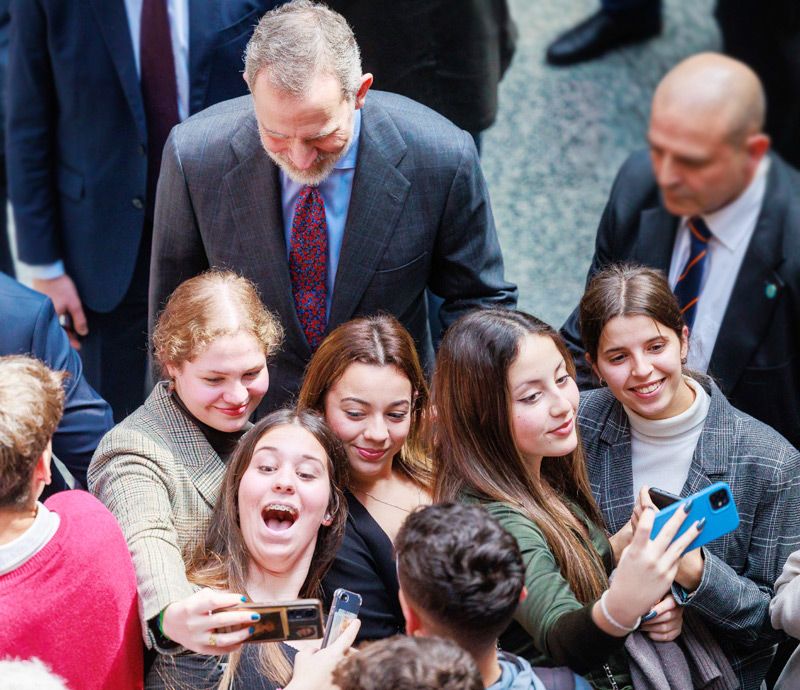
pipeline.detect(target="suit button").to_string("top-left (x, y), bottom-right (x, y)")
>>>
top-left (138, 144), bottom-right (146, 156)
top-left (132, 197), bottom-right (144, 209)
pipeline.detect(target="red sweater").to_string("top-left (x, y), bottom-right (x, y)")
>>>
top-left (0, 491), bottom-right (143, 689)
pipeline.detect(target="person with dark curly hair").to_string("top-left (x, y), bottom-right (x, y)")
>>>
top-left (395, 503), bottom-right (589, 690)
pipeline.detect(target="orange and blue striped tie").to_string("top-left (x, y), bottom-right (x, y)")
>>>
top-left (673, 216), bottom-right (712, 329)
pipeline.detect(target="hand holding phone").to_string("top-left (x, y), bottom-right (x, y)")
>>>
top-left (225, 599), bottom-right (324, 643)
top-left (322, 589), bottom-right (362, 648)
top-left (650, 482), bottom-right (739, 555)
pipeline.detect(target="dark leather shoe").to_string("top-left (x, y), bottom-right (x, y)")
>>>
top-left (546, 9), bottom-right (662, 66)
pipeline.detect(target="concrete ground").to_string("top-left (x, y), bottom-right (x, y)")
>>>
top-left (484, 0), bottom-right (719, 327)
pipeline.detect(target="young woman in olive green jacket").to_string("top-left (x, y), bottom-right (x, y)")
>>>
top-left (432, 309), bottom-right (701, 690)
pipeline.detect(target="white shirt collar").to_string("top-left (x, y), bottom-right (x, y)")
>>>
top-left (0, 501), bottom-right (60, 575)
top-left (693, 156), bottom-right (770, 252)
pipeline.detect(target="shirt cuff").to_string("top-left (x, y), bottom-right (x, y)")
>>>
top-left (671, 546), bottom-right (709, 606)
top-left (24, 260), bottom-right (65, 280)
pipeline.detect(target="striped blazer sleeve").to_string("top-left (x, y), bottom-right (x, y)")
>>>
top-left (89, 428), bottom-right (196, 639)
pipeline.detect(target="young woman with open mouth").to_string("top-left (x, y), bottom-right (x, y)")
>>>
top-left (578, 264), bottom-right (800, 690)
top-left (431, 308), bottom-right (704, 690)
top-left (146, 409), bottom-right (357, 690)
top-left (89, 271), bottom-right (283, 655)
top-left (297, 315), bottom-right (432, 642)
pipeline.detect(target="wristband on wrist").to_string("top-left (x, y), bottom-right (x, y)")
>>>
top-left (157, 608), bottom-right (171, 640)
top-left (599, 590), bottom-right (641, 633)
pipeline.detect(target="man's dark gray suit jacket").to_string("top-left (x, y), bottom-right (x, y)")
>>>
top-left (561, 150), bottom-right (800, 449)
top-left (150, 90), bottom-right (517, 410)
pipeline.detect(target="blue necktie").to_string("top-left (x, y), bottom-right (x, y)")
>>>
top-left (673, 216), bottom-right (712, 329)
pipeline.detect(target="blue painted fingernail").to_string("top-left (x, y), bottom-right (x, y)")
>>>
top-left (249, 626), bottom-right (255, 634)
top-left (642, 610), bottom-right (658, 622)
top-left (683, 499), bottom-right (693, 513)
top-left (250, 613), bottom-right (260, 621)
top-left (240, 596), bottom-right (247, 602)
top-left (696, 517), bottom-right (706, 531)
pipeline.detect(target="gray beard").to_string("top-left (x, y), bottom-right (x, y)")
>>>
top-left (266, 142), bottom-right (348, 187)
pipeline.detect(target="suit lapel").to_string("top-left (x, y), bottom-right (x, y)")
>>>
top-left (708, 163), bottom-right (786, 393)
top-left (328, 98), bottom-right (411, 328)
top-left (187, 0), bottom-right (219, 115)
top-left (632, 205), bottom-right (679, 270)
top-left (149, 384), bottom-right (227, 509)
top-left (597, 404), bottom-right (636, 534)
top-left (225, 118), bottom-right (306, 349)
top-left (88, 0), bottom-right (146, 142)
top-left (681, 381), bottom-right (730, 497)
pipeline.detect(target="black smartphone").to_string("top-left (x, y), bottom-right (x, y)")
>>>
top-left (648, 487), bottom-right (681, 510)
top-left (321, 589), bottom-right (362, 648)
top-left (226, 599), bottom-right (324, 643)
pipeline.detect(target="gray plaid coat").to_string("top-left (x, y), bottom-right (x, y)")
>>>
top-left (88, 382), bottom-right (229, 644)
top-left (578, 380), bottom-right (800, 690)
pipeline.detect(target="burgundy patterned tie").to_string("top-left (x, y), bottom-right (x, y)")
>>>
top-left (289, 186), bottom-right (328, 349)
top-left (140, 0), bottom-right (179, 219)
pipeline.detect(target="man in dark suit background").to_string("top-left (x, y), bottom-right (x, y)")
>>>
top-left (561, 53), bottom-right (800, 449)
top-left (7, 0), bottom-right (282, 421)
top-left (0, 0), bottom-right (13, 278)
top-left (149, 0), bottom-right (517, 411)
top-left (0, 272), bottom-right (113, 495)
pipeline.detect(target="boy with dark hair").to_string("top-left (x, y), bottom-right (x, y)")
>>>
top-left (333, 635), bottom-right (483, 690)
top-left (395, 503), bottom-right (590, 690)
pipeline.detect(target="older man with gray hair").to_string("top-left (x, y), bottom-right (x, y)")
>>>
top-left (149, 0), bottom-right (517, 411)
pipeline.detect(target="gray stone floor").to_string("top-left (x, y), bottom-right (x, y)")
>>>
top-left (484, 0), bottom-right (720, 327)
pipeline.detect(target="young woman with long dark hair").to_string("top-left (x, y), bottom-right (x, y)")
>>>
top-left (147, 409), bottom-right (355, 690)
top-left (578, 264), bottom-right (800, 690)
top-left (432, 308), bottom-right (701, 690)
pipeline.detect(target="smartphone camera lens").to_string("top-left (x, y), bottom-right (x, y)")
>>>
top-left (342, 593), bottom-right (349, 602)
top-left (710, 489), bottom-right (729, 510)
top-left (289, 609), bottom-right (315, 621)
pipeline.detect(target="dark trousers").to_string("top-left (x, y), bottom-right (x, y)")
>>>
top-left (80, 220), bottom-right (151, 422)
top-left (716, 0), bottom-right (800, 169)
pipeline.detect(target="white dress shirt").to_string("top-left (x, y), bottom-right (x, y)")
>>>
top-left (668, 157), bottom-right (770, 373)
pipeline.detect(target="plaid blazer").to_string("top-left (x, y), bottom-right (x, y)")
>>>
top-left (578, 380), bottom-right (800, 690)
top-left (88, 382), bottom-right (228, 644)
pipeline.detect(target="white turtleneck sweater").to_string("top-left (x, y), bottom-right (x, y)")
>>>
top-left (625, 377), bottom-right (711, 497)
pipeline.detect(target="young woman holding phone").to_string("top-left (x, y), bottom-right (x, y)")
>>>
top-left (89, 271), bottom-right (282, 653)
top-left (147, 409), bottom-right (356, 690)
top-left (578, 264), bottom-right (800, 690)
top-left (431, 308), bottom-right (702, 690)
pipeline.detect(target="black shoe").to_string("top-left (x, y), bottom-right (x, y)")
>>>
top-left (546, 9), bottom-right (662, 66)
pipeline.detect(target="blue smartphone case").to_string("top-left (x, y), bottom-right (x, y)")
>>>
top-left (649, 481), bottom-right (739, 554)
